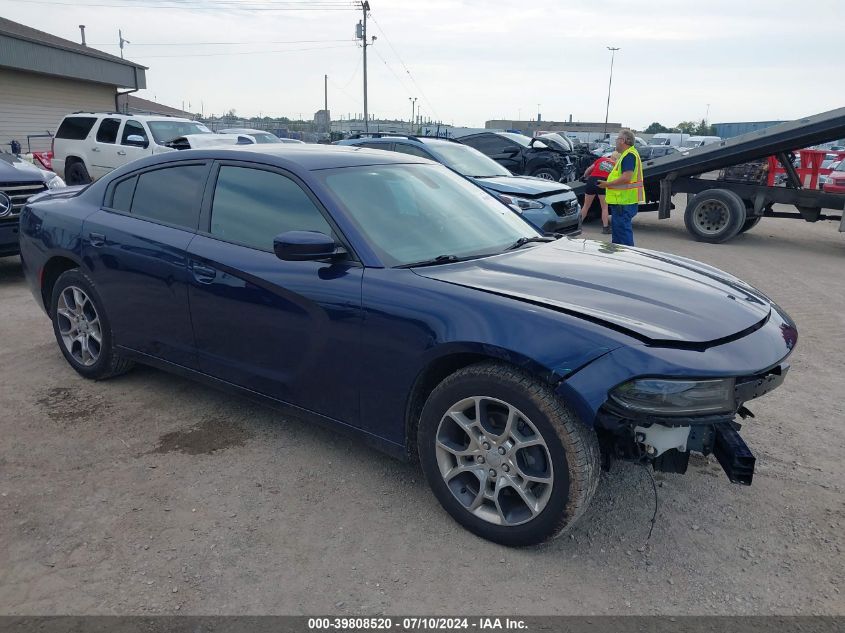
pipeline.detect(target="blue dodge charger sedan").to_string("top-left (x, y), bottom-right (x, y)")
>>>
top-left (19, 145), bottom-right (796, 546)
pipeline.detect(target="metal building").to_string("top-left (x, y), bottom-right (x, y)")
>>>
top-left (0, 18), bottom-right (146, 153)
top-left (713, 121), bottom-right (786, 139)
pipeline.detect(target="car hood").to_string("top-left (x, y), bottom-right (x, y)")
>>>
top-left (0, 154), bottom-right (49, 183)
top-left (473, 175), bottom-right (572, 197)
top-left (413, 239), bottom-right (772, 345)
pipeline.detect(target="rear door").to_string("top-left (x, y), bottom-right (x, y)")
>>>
top-left (186, 161), bottom-right (363, 424)
top-left (82, 161), bottom-right (209, 368)
top-left (89, 117), bottom-right (122, 179)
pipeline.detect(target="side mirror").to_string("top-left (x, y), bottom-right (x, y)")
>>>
top-left (125, 135), bottom-right (149, 148)
top-left (273, 231), bottom-right (346, 261)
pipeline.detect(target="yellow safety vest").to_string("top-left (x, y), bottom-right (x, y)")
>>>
top-left (605, 146), bottom-right (645, 205)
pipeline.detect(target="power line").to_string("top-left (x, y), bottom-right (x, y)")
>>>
top-left (135, 43), bottom-right (355, 59)
top-left (368, 12), bottom-right (439, 120)
top-left (17, 0), bottom-right (357, 10)
top-left (91, 38), bottom-right (353, 47)
top-left (371, 46), bottom-right (414, 96)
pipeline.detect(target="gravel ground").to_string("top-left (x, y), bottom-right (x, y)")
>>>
top-left (0, 201), bottom-right (843, 616)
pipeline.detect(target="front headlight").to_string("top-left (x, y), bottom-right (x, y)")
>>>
top-left (45, 174), bottom-right (65, 189)
top-left (497, 194), bottom-right (545, 211)
top-left (610, 378), bottom-right (735, 416)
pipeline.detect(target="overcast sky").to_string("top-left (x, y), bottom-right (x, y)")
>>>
top-left (4, 0), bottom-right (844, 128)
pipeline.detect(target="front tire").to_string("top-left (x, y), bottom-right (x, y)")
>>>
top-left (65, 160), bottom-right (91, 185)
top-left (418, 362), bottom-right (600, 546)
top-left (51, 269), bottom-right (134, 380)
top-left (530, 167), bottom-right (562, 182)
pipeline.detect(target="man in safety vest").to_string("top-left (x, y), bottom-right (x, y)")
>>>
top-left (598, 128), bottom-right (645, 246)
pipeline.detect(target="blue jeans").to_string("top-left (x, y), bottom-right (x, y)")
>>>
top-left (610, 204), bottom-right (638, 246)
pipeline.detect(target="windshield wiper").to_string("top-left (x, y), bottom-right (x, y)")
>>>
top-left (504, 236), bottom-right (556, 251)
top-left (395, 254), bottom-right (461, 268)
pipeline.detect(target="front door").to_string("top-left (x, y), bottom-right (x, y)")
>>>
top-left (113, 119), bottom-right (153, 168)
top-left (186, 162), bottom-right (363, 425)
top-left (82, 161), bottom-right (209, 369)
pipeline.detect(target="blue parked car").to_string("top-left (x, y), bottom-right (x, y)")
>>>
top-left (336, 134), bottom-right (581, 235)
top-left (19, 145), bottom-right (796, 546)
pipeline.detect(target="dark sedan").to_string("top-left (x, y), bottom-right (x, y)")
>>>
top-left (20, 145), bottom-right (796, 546)
top-left (459, 132), bottom-right (575, 182)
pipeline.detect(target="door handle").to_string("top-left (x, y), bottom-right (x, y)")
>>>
top-left (91, 147), bottom-right (100, 152)
top-left (89, 232), bottom-right (106, 247)
top-left (190, 261), bottom-right (217, 284)
top-left (117, 150), bottom-right (127, 156)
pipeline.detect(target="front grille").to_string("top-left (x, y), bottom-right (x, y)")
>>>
top-left (0, 182), bottom-right (47, 219)
top-left (552, 199), bottom-right (579, 217)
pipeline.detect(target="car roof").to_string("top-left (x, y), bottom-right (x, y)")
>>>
top-left (143, 143), bottom-right (433, 171)
top-left (219, 128), bottom-right (270, 134)
top-left (340, 136), bottom-right (461, 148)
top-left (63, 112), bottom-right (195, 123)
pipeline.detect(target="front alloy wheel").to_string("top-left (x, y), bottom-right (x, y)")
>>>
top-left (419, 362), bottom-right (600, 546)
top-left (435, 396), bottom-right (554, 526)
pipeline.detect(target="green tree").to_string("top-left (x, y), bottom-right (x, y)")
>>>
top-left (694, 119), bottom-right (716, 135)
top-left (644, 121), bottom-right (669, 134)
top-left (676, 120), bottom-right (697, 134)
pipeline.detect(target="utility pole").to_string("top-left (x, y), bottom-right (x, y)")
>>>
top-left (325, 74), bottom-right (328, 113)
top-left (118, 29), bottom-right (130, 58)
top-left (356, 2), bottom-right (374, 133)
top-left (603, 46), bottom-right (620, 139)
top-left (409, 97), bottom-right (416, 133)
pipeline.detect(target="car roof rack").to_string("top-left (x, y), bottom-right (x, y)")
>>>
top-left (347, 132), bottom-right (420, 140)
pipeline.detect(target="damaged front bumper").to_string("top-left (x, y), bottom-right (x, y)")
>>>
top-left (594, 364), bottom-right (789, 485)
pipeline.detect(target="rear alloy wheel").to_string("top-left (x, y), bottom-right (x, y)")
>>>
top-left (51, 269), bottom-right (134, 380)
top-left (683, 188), bottom-right (746, 243)
top-left (418, 362), bottom-right (600, 546)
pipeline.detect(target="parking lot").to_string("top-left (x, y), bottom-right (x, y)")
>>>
top-left (1, 203), bottom-right (843, 616)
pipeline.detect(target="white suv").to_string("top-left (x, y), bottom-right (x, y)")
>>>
top-left (52, 113), bottom-right (213, 185)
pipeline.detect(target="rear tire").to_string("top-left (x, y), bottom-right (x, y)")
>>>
top-left (51, 269), bottom-right (134, 380)
top-left (65, 160), bottom-right (91, 185)
top-left (418, 362), bottom-right (600, 546)
top-left (684, 188), bottom-right (746, 243)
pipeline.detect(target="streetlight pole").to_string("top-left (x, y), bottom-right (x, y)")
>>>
top-left (409, 97), bottom-right (417, 134)
top-left (603, 46), bottom-right (620, 139)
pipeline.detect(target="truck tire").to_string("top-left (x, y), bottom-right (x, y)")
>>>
top-left (738, 216), bottom-right (762, 234)
top-left (65, 160), bottom-right (91, 186)
top-left (684, 188), bottom-right (747, 243)
top-left (418, 362), bottom-right (600, 546)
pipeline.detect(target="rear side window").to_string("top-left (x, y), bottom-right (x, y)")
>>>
top-left (56, 116), bottom-right (97, 140)
top-left (109, 176), bottom-right (137, 212)
top-left (210, 166), bottom-right (333, 251)
top-left (358, 142), bottom-right (391, 151)
top-left (96, 118), bottom-right (121, 144)
top-left (130, 165), bottom-right (205, 229)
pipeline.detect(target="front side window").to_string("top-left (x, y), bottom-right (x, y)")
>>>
top-left (357, 142), bottom-right (391, 151)
top-left (121, 120), bottom-right (148, 145)
top-left (130, 164), bottom-right (206, 229)
top-left (96, 118), bottom-right (121, 144)
top-left (210, 166), bottom-right (333, 251)
top-left (317, 164), bottom-right (535, 267)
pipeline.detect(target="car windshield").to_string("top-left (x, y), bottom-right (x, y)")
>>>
top-left (148, 121), bottom-right (212, 144)
top-left (500, 133), bottom-right (538, 148)
top-left (250, 133), bottom-right (281, 144)
top-left (318, 164), bottom-right (537, 267)
top-left (430, 143), bottom-right (510, 177)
